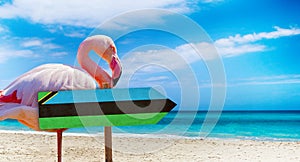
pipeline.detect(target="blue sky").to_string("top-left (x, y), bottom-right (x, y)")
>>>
top-left (0, 0), bottom-right (300, 111)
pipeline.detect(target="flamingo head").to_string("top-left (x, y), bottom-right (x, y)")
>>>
top-left (80, 35), bottom-right (122, 87)
top-left (102, 40), bottom-right (122, 87)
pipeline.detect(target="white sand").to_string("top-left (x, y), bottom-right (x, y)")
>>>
top-left (0, 131), bottom-right (299, 161)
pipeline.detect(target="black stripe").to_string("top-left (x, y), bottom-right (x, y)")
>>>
top-left (38, 91), bottom-right (58, 105)
top-left (39, 99), bottom-right (176, 118)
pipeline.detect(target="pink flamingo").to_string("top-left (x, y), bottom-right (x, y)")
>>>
top-left (0, 35), bottom-right (122, 161)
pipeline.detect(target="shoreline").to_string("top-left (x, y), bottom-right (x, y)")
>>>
top-left (0, 129), bottom-right (299, 142)
top-left (0, 131), bottom-right (300, 161)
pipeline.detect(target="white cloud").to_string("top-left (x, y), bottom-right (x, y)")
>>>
top-left (124, 76), bottom-right (174, 88)
top-left (0, 0), bottom-right (192, 27)
top-left (20, 38), bottom-right (61, 49)
top-left (216, 26), bottom-right (300, 45)
top-left (0, 37), bottom-right (67, 63)
top-left (120, 42), bottom-right (219, 72)
top-left (0, 26), bottom-right (6, 33)
top-left (0, 47), bottom-right (38, 63)
top-left (195, 74), bottom-right (300, 88)
top-left (201, 0), bottom-right (223, 3)
top-left (63, 32), bottom-right (86, 38)
top-left (0, 25), bottom-right (9, 34)
top-left (121, 47), bottom-right (186, 74)
top-left (144, 76), bottom-right (170, 82)
top-left (215, 26), bottom-right (300, 57)
top-left (216, 44), bottom-right (266, 57)
top-left (50, 52), bottom-right (68, 57)
top-left (21, 39), bottom-right (42, 47)
top-left (99, 10), bottom-right (171, 31)
top-left (119, 43), bottom-right (211, 75)
top-left (46, 25), bottom-right (88, 38)
top-left (229, 74), bottom-right (300, 86)
top-left (117, 45), bottom-right (191, 87)
top-left (175, 42), bottom-right (217, 61)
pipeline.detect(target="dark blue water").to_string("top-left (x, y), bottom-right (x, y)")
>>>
top-left (1, 111), bottom-right (300, 141)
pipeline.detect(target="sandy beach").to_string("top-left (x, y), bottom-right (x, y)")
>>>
top-left (0, 131), bottom-right (299, 162)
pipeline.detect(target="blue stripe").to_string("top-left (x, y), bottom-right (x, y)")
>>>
top-left (42, 87), bottom-right (167, 104)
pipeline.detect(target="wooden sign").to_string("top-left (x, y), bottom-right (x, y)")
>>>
top-left (38, 88), bottom-right (176, 130)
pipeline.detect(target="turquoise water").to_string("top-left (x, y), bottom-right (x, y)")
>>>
top-left (1, 111), bottom-right (300, 141)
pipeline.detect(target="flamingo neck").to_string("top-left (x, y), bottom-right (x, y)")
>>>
top-left (77, 43), bottom-right (112, 88)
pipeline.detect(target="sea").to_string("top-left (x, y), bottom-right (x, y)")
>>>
top-left (1, 111), bottom-right (300, 141)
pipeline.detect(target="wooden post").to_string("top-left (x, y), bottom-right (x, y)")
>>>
top-left (57, 129), bottom-right (63, 162)
top-left (104, 126), bottom-right (113, 162)
top-left (103, 82), bottom-right (113, 162)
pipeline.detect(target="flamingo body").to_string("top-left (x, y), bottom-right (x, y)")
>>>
top-left (0, 64), bottom-right (96, 130)
top-left (0, 35), bottom-right (122, 131)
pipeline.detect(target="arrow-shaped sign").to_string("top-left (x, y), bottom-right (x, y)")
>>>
top-left (38, 87), bottom-right (176, 130)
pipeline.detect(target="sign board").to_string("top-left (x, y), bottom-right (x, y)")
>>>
top-left (38, 88), bottom-right (176, 130)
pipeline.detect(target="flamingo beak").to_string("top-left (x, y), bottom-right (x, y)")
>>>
top-left (113, 71), bottom-right (122, 86)
top-left (110, 55), bottom-right (122, 87)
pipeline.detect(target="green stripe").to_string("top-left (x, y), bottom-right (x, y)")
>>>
top-left (39, 112), bottom-right (167, 129)
top-left (38, 91), bottom-right (52, 102)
